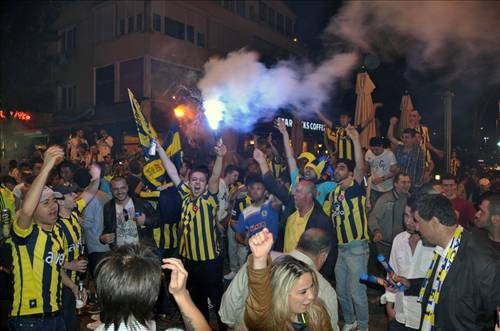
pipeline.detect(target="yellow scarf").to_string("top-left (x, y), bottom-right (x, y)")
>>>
top-left (419, 225), bottom-right (463, 331)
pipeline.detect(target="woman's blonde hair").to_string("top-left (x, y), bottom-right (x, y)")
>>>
top-left (270, 255), bottom-right (329, 331)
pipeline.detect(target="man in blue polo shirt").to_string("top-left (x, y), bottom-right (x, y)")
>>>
top-left (233, 175), bottom-right (279, 249)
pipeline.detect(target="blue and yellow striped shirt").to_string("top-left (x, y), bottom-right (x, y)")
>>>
top-left (154, 185), bottom-right (182, 250)
top-left (325, 126), bottom-right (359, 161)
top-left (177, 183), bottom-right (220, 261)
top-left (329, 180), bottom-right (369, 245)
top-left (231, 195), bottom-right (252, 221)
top-left (11, 220), bottom-right (66, 316)
top-left (57, 198), bottom-right (86, 282)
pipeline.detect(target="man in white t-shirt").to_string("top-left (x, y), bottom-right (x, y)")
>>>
top-left (12, 173), bottom-right (35, 210)
top-left (101, 177), bottom-right (156, 250)
top-left (115, 199), bottom-right (139, 246)
top-left (365, 137), bottom-right (397, 207)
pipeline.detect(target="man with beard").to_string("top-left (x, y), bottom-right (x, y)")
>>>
top-left (157, 140), bottom-right (227, 330)
top-left (398, 194), bottom-right (499, 331)
top-left (100, 176), bottom-right (156, 250)
top-left (474, 194), bottom-right (500, 253)
top-left (328, 126), bottom-right (370, 331)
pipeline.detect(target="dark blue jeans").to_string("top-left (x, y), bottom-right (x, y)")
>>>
top-left (62, 286), bottom-right (80, 331)
top-left (9, 314), bottom-right (66, 331)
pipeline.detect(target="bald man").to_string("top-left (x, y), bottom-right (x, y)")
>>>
top-left (253, 152), bottom-right (337, 279)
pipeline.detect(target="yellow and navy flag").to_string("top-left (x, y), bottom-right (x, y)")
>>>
top-left (128, 88), bottom-right (158, 159)
top-left (164, 122), bottom-right (182, 168)
top-left (127, 89), bottom-right (182, 195)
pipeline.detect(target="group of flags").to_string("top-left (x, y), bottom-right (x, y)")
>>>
top-left (128, 89), bottom-right (182, 195)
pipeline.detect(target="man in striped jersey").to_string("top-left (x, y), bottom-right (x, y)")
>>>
top-left (56, 165), bottom-right (101, 331)
top-left (9, 146), bottom-right (82, 331)
top-left (157, 140), bottom-right (227, 330)
top-left (328, 126), bottom-right (370, 331)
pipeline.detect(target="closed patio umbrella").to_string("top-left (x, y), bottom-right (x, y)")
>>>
top-left (399, 91), bottom-right (414, 133)
top-left (354, 71), bottom-right (376, 149)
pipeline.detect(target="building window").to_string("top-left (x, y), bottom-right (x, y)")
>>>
top-left (136, 14), bottom-right (143, 32)
top-left (61, 85), bottom-right (76, 110)
top-left (186, 25), bottom-right (194, 43)
top-left (128, 16), bottom-right (134, 33)
top-left (95, 65), bottom-right (114, 106)
top-left (267, 7), bottom-right (275, 28)
top-left (165, 17), bottom-right (185, 40)
top-left (119, 18), bottom-right (125, 36)
top-left (60, 27), bottom-right (76, 51)
top-left (120, 58), bottom-right (144, 101)
top-left (197, 32), bottom-right (205, 48)
top-left (153, 14), bottom-right (161, 32)
top-left (285, 17), bottom-right (292, 36)
top-left (236, 0), bottom-right (245, 17)
top-left (249, 5), bottom-right (255, 20)
top-left (276, 12), bottom-right (284, 34)
top-left (223, 0), bottom-right (235, 11)
top-left (259, 1), bottom-right (267, 22)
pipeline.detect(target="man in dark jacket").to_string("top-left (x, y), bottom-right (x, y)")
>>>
top-left (100, 176), bottom-right (157, 249)
top-left (400, 194), bottom-right (500, 331)
top-left (253, 148), bottom-right (337, 279)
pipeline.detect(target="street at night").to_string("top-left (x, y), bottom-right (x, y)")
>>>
top-left (0, 1), bottom-right (499, 331)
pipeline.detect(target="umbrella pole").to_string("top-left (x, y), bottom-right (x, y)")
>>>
top-left (443, 91), bottom-right (454, 173)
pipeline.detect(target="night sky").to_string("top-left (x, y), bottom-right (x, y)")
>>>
top-left (287, 1), bottom-right (500, 164)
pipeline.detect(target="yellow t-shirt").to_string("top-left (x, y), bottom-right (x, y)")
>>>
top-left (284, 206), bottom-right (314, 252)
top-left (0, 186), bottom-right (16, 223)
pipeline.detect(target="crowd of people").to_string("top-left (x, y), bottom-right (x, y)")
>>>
top-left (0, 108), bottom-right (499, 331)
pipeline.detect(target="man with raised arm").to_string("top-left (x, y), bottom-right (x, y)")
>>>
top-left (317, 104), bottom-right (382, 160)
top-left (328, 126), bottom-right (370, 331)
top-left (56, 164), bottom-right (101, 331)
top-left (157, 140), bottom-right (227, 330)
top-left (9, 146), bottom-right (84, 331)
top-left (275, 119), bottom-right (336, 206)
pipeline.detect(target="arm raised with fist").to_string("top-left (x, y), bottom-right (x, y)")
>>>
top-left (17, 146), bottom-right (65, 230)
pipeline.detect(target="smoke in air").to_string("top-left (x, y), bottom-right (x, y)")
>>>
top-left (198, 49), bottom-right (358, 131)
top-left (326, 1), bottom-right (500, 83)
top-left (198, 2), bottom-right (500, 131)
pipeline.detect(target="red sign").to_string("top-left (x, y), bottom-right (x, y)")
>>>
top-left (0, 110), bottom-right (32, 121)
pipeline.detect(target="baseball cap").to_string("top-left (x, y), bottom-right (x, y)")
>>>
top-left (53, 183), bottom-right (80, 195)
top-left (40, 186), bottom-right (63, 203)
